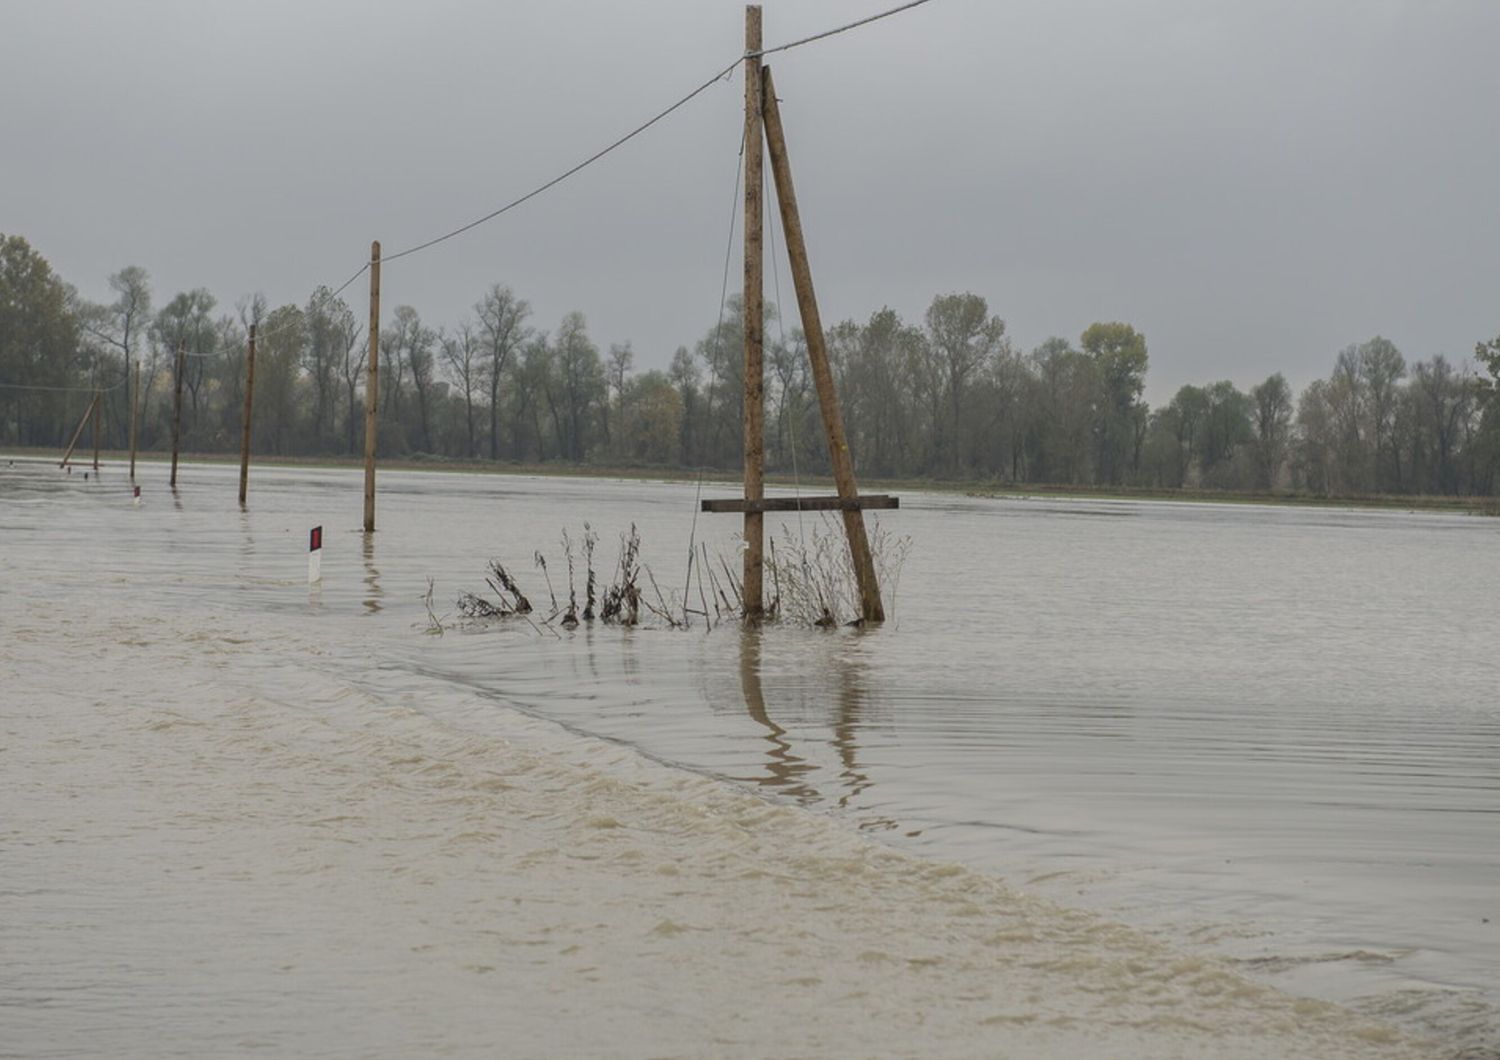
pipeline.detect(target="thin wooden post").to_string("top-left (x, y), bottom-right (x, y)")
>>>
top-left (128, 364), bottom-right (140, 482)
top-left (239, 323), bottom-right (257, 505)
top-left (59, 393), bottom-right (99, 469)
top-left (90, 385), bottom-right (100, 471)
top-left (742, 4), bottom-right (766, 618)
top-left (761, 65), bottom-right (884, 622)
top-left (169, 341), bottom-right (185, 488)
top-left (363, 241), bottom-right (381, 533)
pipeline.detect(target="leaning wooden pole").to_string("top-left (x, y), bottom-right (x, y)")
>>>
top-left (363, 241), bottom-right (381, 533)
top-left (761, 66), bottom-right (884, 622)
top-left (741, 4), bottom-right (766, 618)
top-left (59, 392), bottom-right (99, 469)
top-left (239, 323), bottom-right (257, 505)
top-left (169, 341), bottom-right (185, 488)
top-left (128, 363), bottom-right (140, 482)
top-left (90, 385), bottom-right (101, 471)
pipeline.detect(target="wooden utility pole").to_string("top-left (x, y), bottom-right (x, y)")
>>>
top-left (742, 4), bottom-right (766, 618)
top-left (90, 385), bottom-right (101, 471)
top-left (363, 241), bottom-right (381, 533)
top-left (239, 323), bottom-right (257, 505)
top-left (128, 364), bottom-right (140, 482)
top-left (761, 66), bottom-right (884, 622)
top-left (59, 392), bottom-right (99, 469)
top-left (169, 341), bottom-right (185, 488)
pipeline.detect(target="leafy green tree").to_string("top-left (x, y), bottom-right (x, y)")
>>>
top-left (0, 234), bottom-right (80, 445)
top-left (1080, 322), bottom-right (1148, 484)
top-left (1199, 381), bottom-right (1253, 486)
top-left (1027, 337), bottom-right (1097, 484)
top-left (553, 312), bottom-right (604, 461)
top-left (924, 293), bottom-right (1007, 474)
top-left (623, 370), bottom-right (682, 465)
top-left (1250, 372), bottom-right (1293, 489)
top-left (154, 288), bottom-right (217, 444)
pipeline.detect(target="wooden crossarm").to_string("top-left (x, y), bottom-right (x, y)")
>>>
top-left (700, 494), bottom-right (899, 514)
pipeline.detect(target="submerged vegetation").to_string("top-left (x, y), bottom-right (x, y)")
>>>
top-left (455, 517), bottom-right (910, 633)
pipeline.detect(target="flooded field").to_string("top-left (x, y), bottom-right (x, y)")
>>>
top-left (3, 457), bottom-right (1496, 1057)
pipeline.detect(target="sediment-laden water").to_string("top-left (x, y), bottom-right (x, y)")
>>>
top-left (2, 457), bottom-right (1495, 1057)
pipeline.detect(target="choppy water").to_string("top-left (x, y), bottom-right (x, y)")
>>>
top-left (3, 457), bottom-right (1496, 1056)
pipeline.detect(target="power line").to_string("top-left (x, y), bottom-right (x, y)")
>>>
top-left (751, 0), bottom-right (937, 59)
top-left (12, 0), bottom-right (939, 394)
top-left (381, 58), bottom-right (741, 265)
top-left (0, 378), bottom-right (125, 393)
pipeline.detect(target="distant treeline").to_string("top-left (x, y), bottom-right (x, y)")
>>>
top-left (4, 232), bottom-right (1500, 496)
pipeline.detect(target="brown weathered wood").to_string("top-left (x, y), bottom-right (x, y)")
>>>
top-left (59, 392), bottom-right (98, 469)
top-left (741, 4), bottom-right (765, 618)
top-left (238, 323), bottom-right (257, 505)
top-left (128, 364), bottom-right (140, 482)
top-left (363, 241), bottom-right (381, 533)
top-left (169, 341), bottom-right (185, 487)
top-left (702, 494), bottom-right (899, 514)
top-left (761, 65), bottom-right (885, 622)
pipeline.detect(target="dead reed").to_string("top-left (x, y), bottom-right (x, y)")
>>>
top-left (457, 516), bottom-right (909, 633)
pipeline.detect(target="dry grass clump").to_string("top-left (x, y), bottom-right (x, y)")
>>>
top-left (457, 516), bottom-right (909, 634)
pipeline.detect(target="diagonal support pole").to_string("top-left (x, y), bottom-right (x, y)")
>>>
top-left (761, 65), bottom-right (884, 623)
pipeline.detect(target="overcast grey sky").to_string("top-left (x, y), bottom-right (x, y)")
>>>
top-left (4, 0), bottom-right (1498, 402)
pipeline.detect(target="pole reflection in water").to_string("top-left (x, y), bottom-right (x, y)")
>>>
top-left (830, 643), bottom-right (873, 811)
top-left (362, 532), bottom-right (382, 614)
top-left (737, 628), bottom-right (817, 801)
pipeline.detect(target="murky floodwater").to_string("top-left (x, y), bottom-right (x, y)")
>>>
top-left (3, 457), bottom-right (1496, 1057)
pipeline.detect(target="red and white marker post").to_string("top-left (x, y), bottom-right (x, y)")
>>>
top-left (133, 485), bottom-right (141, 507)
top-left (308, 525), bottom-right (323, 584)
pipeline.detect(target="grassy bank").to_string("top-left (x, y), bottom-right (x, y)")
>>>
top-left (7, 445), bottom-right (1496, 515)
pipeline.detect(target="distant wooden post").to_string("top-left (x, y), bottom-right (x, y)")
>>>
top-left (128, 363), bottom-right (140, 482)
top-left (90, 385), bottom-right (101, 471)
top-left (761, 66), bottom-right (884, 622)
top-left (363, 241), bottom-right (381, 533)
top-left (169, 341), bottom-right (185, 488)
top-left (239, 323), bottom-right (257, 505)
top-left (59, 392), bottom-right (99, 469)
top-left (742, 4), bottom-right (766, 618)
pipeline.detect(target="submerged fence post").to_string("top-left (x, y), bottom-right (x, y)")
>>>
top-left (239, 323), bottom-right (257, 505)
top-left (169, 340), bottom-right (185, 488)
top-left (742, 3), bottom-right (766, 619)
top-left (761, 65), bottom-right (884, 623)
top-left (363, 241), bottom-right (381, 533)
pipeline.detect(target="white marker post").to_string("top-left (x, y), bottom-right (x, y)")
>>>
top-left (308, 525), bottom-right (323, 584)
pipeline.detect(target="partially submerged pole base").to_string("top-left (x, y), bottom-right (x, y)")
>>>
top-left (704, 60), bottom-right (889, 624)
top-left (362, 241), bottom-right (381, 533)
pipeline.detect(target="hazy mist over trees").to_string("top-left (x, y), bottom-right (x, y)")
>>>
top-left (4, 232), bottom-right (1499, 497)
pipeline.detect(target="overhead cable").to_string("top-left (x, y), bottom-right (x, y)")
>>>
top-left (380, 58), bottom-right (742, 265)
top-left (750, 0), bottom-right (936, 59)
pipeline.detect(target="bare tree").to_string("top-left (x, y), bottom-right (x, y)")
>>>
top-left (475, 284), bottom-right (531, 460)
top-left (79, 265), bottom-right (152, 445)
top-left (441, 323), bottom-right (483, 458)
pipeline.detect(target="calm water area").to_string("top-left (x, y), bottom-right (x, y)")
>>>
top-left (3, 457), bottom-right (1497, 1056)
